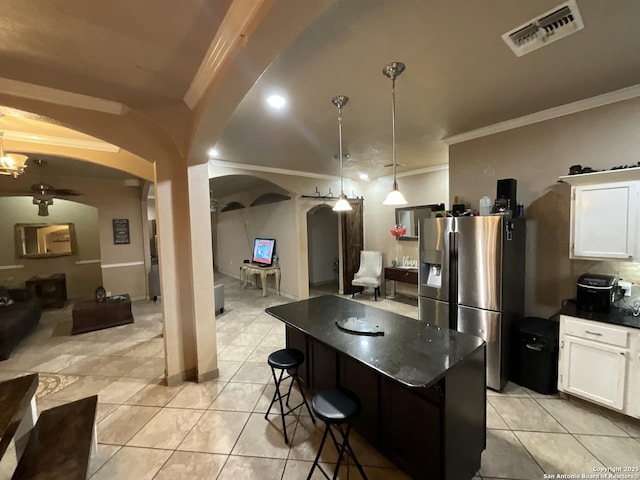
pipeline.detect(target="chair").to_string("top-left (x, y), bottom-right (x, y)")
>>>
top-left (264, 348), bottom-right (315, 444)
top-left (307, 388), bottom-right (368, 480)
top-left (351, 251), bottom-right (382, 301)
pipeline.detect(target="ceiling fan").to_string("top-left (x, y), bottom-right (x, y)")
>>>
top-left (29, 159), bottom-right (81, 216)
top-left (30, 159), bottom-right (81, 197)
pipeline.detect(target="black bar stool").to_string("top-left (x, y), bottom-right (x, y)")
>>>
top-left (265, 348), bottom-right (315, 444)
top-left (308, 387), bottom-right (368, 480)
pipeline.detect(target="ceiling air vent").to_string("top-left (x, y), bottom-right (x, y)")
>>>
top-left (502, 0), bottom-right (584, 57)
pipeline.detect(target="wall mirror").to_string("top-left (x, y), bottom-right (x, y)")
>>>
top-left (15, 223), bottom-right (77, 258)
top-left (395, 204), bottom-right (445, 241)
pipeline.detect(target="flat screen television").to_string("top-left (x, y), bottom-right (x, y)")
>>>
top-left (252, 238), bottom-right (276, 266)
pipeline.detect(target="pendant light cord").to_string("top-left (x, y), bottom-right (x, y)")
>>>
top-left (338, 105), bottom-right (344, 196)
top-left (391, 76), bottom-right (397, 189)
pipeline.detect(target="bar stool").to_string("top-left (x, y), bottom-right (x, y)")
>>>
top-left (265, 348), bottom-right (315, 444)
top-left (308, 387), bottom-right (368, 480)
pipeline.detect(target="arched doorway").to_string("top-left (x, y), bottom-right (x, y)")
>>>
top-left (306, 204), bottom-right (339, 296)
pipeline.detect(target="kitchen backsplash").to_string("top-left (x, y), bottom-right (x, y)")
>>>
top-left (572, 259), bottom-right (640, 300)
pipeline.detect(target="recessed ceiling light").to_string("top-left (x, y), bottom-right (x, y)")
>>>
top-left (266, 95), bottom-right (286, 109)
top-left (208, 148), bottom-right (219, 158)
top-left (359, 173), bottom-right (369, 181)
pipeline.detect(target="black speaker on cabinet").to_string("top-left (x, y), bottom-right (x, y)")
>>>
top-left (496, 178), bottom-right (517, 211)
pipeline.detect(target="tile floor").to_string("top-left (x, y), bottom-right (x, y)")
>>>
top-left (0, 273), bottom-right (639, 479)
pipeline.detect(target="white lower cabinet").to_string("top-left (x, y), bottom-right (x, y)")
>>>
top-left (558, 315), bottom-right (639, 419)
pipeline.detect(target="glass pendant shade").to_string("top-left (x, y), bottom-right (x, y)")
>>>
top-left (0, 133), bottom-right (28, 178)
top-left (331, 95), bottom-right (352, 212)
top-left (383, 184), bottom-right (408, 205)
top-left (382, 62), bottom-right (407, 206)
top-left (333, 195), bottom-right (352, 211)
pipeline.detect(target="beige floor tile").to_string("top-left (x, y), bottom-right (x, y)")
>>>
top-left (32, 353), bottom-right (89, 373)
top-left (537, 398), bottom-right (628, 436)
top-left (230, 361), bottom-right (272, 384)
top-left (282, 460), bottom-right (338, 480)
top-left (98, 357), bottom-right (146, 376)
top-left (218, 455), bottom-right (286, 479)
top-left (48, 375), bottom-right (114, 401)
top-left (216, 332), bottom-right (239, 347)
top-left (244, 323), bottom-right (273, 335)
top-left (90, 445), bottom-right (171, 480)
top-left (259, 332), bottom-right (286, 348)
top-left (487, 382), bottom-right (531, 397)
top-left (606, 412), bottom-right (640, 437)
top-left (124, 357), bottom-right (165, 378)
top-left (576, 435), bottom-right (640, 468)
top-left (36, 373), bottom-right (80, 399)
top-left (166, 381), bottom-right (225, 409)
top-left (478, 429), bottom-right (544, 479)
top-left (97, 377), bottom-right (147, 404)
top-left (514, 431), bottom-right (605, 474)
top-left (489, 397), bottom-right (566, 432)
top-left (178, 410), bottom-right (250, 454)
top-left (97, 404), bottom-right (160, 445)
top-left (487, 401), bottom-right (509, 429)
top-left (283, 414), bottom-right (332, 462)
top-left (230, 332), bottom-right (267, 346)
top-left (348, 430), bottom-right (395, 468)
top-left (246, 344), bottom-right (280, 363)
top-left (96, 403), bottom-right (120, 422)
top-left (127, 407), bottom-right (204, 449)
top-left (215, 360), bottom-right (244, 381)
top-left (59, 356), bottom-right (116, 375)
top-left (88, 444), bottom-right (120, 477)
top-left (232, 412), bottom-right (295, 458)
top-left (126, 381), bottom-right (184, 407)
top-left (218, 344), bottom-right (256, 362)
top-left (122, 342), bottom-right (164, 358)
top-left (210, 382), bottom-right (265, 411)
top-left (154, 451), bottom-right (227, 480)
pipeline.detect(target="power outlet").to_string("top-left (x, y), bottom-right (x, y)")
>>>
top-left (619, 281), bottom-right (632, 297)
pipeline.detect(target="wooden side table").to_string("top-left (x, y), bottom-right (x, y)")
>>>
top-left (241, 265), bottom-right (281, 297)
top-left (384, 267), bottom-right (418, 298)
top-left (25, 274), bottom-right (67, 309)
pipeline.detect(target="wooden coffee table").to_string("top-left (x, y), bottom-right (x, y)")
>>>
top-left (71, 295), bottom-right (134, 335)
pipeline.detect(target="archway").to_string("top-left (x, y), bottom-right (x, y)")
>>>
top-left (306, 204), bottom-right (339, 296)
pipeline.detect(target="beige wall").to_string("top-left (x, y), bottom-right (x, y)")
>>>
top-left (0, 196), bottom-right (102, 298)
top-left (449, 97), bottom-right (640, 318)
top-left (1, 175), bottom-right (148, 300)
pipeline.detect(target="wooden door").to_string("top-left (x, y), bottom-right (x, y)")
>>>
top-left (340, 199), bottom-right (363, 295)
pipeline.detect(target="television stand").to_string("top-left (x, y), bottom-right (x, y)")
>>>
top-left (241, 264), bottom-right (281, 297)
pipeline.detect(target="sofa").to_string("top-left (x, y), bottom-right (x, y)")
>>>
top-left (0, 288), bottom-right (42, 360)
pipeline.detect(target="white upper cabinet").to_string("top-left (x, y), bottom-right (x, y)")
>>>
top-left (560, 168), bottom-right (640, 260)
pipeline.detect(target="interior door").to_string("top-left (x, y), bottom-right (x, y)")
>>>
top-left (341, 199), bottom-right (364, 295)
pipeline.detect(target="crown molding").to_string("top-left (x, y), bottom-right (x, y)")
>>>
top-left (208, 158), bottom-right (339, 181)
top-left (3, 130), bottom-right (120, 152)
top-left (184, 0), bottom-right (268, 109)
top-left (444, 84), bottom-right (640, 145)
top-left (0, 77), bottom-right (129, 115)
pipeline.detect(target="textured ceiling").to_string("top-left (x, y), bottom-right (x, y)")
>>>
top-left (0, 0), bottom-right (639, 186)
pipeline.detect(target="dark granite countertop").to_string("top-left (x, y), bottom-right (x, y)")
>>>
top-left (266, 295), bottom-right (485, 389)
top-left (559, 300), bottom-right (640, 330)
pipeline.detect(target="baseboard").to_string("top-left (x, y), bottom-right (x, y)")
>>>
top-left (166, 367), bottom-right (197, 387)
top-left (198, 368), bottom-right (219, 383)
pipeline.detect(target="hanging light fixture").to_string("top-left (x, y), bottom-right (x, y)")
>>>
top-left (382, 62), bottom-right (407, 206)
top-left (0, 132), bottom-right (28, 178)
top-left (331, 95), bottom-right (352, 212)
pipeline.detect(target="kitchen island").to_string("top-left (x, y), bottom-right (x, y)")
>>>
top-left (266, 295), bottom-right (486, 480)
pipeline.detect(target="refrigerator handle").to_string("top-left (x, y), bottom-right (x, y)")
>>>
top-left (450, 230), bottom-right (458, 330)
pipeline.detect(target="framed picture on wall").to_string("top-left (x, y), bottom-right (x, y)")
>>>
top-left (112, 219), bottom-right (130, 245)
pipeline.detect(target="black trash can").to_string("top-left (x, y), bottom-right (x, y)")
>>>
top-left (515, 317), bottom-right (559, 394)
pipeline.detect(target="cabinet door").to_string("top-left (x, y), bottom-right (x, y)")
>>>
top-left (627, 334), bottom-right (640, 420)
top-left (572, 182), bottom-right (637, 260)
top-left (560, 335), bottom-right (627, 410)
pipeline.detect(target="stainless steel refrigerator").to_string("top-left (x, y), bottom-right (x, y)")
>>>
top-left (418, 215), bottom-right (525, 391)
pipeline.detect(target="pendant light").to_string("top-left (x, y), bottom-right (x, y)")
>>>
top-left (382, 62), bottom-right (407, 206)
top-left (331, 95), bottom-right (352, 212)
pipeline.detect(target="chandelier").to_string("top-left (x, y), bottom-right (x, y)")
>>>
top-left (0, 132), bottom-right (28, 178)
